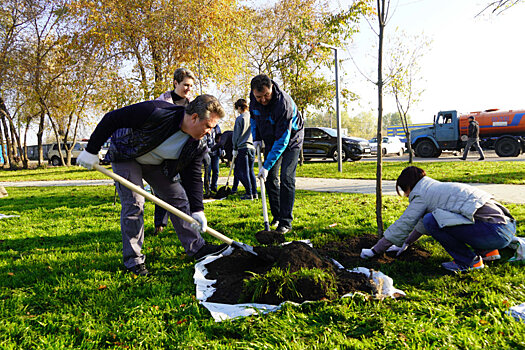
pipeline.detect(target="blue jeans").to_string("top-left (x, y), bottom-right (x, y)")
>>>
top-left (423, 212), bottom-right (516, 265)
top-left (234, 148), bottom-right (257, 196)
top-left (265, 147), bottom-right (300, 228)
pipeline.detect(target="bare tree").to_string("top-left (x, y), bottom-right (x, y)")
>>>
top-left (387, 32), bottom-right (431, 164)
top-left (373, 0), bottom-right (391, 237)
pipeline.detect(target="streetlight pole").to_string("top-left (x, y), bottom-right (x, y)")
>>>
top-left (319, 43), bottom-right (342, 172)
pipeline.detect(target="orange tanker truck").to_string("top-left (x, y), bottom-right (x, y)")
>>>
top-left (410, 109), bottom-right (525, 158)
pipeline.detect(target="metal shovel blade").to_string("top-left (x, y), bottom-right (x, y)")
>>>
top-left (231, 240), bottom-right (258, 256)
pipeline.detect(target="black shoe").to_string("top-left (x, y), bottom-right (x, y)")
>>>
top-left (193, 243), bottom-right (229, 260)
top-left (478, 157), bottom-right (485, 160)
top-left (459, 157), bottom-right (466, 160)
top-left (204, 192), bottom-right (213, 199)
top-left (153, 226), bottom-right (164, 236)
top-left (240, 194), bottom-right (254, 200)
top-left (276, 225), bottom-right (291, 234)
top-left (270, 218), bottom-right (279, 228)
top-left (127, 263), bottom-right (149, 276)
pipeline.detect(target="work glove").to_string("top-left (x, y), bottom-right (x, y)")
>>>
top-left (387, 242), bottom-right (409, 256)
top-left (253, 141), bottom-right (263, 152)
top-left (257, 167), bottom-right (268, 181)
top-left (360, 248), bottom-right (376, 259)
top-left (191, 211), bottom-right (207, 233)
top-left (221, 149), bottom-right (226, 157)
top-left (76, 150), bottom-right (99, 170)
top-left (232, 150), bottom-right (238, 158)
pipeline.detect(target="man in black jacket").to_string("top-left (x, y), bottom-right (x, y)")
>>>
top-left (460, 115), bottom-right (485, 160)
top-left (77, 95), bottom-right (227, 276)
top-left (250, 74), bottom-right (304, 234)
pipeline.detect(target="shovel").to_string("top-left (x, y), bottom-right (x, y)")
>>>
top-left (215, 153), bottom-right (236, 199)
top-left (256, 146), bottom-right (270, 231)
top-left (93, 164), bottom-right (258, 257)
top-left (253, 146), bottom-right (285, 246)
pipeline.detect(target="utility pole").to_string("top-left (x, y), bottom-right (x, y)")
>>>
top-left (319, 43), bottom-right (342, 172)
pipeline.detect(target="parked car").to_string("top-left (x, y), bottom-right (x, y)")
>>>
top-left (369, 136), bottom-right (406, 156)
top-left (47, 141), bottom-right (105, 166)
top-left (303, 127), bottom-right (371, 161)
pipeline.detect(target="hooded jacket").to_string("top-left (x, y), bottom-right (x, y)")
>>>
top-left (249, 80), bottom-right (304, 170)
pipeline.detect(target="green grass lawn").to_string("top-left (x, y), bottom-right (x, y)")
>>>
top-left (2, 159), bottom-right (525, 184)
top-left (1, 186), bottom-right (524, 348)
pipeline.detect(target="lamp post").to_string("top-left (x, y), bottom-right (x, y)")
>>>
top-left (319, 42), bottom-right (342, 172)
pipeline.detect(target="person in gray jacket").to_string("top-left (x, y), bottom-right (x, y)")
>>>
top-left (361, 166), bottom-right (517, 272)
top-left (232, 99), bottom-right (257, 200)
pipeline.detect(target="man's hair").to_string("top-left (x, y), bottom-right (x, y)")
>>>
top-left (173, 68), bottom-right (196, 84)
top-left (396, 166), bottom-right (426, 196)
top-left (250, 74), bottom-right (272, 92)
top-left (185, 94), bottom-right (225, 120)
top-left (234, 98), bottom-right (248, 111)
top-left (468, 116), bottom-right (475, 120)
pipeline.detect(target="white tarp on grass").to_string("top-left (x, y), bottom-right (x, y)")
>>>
top-left (194, 244), bottom-right (406, 322)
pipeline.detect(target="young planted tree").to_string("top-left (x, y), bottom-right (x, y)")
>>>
top-left (386, 31), bottom-right (430, 164)
top-left (373, 0), bottom-right (390, 236)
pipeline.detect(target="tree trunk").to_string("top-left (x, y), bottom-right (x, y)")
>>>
top-left (37, 111), bottom-right (45, 166)
top-left (375, 0), bottom-right (387, 238)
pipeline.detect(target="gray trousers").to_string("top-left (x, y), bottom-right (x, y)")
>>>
top-left (112, 160), bottom-right (205, 269)
top-left (462, 137), bottom-right (485, 159)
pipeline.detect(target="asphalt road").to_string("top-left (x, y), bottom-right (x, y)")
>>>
top-left (361, 150), bottom-right (525, 162)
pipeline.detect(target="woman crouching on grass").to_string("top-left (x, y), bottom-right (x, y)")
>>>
top-left (360, 166), bottom-right (517, 272)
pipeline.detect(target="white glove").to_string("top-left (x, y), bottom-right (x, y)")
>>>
top-left (386, 243), bottom-right (408, 256)
top-left (257, 167), bottom-right (268, 181)
top-left (191, 211), bottom-right (207, 233)
top-left (396, 242), bottom-right (409, 256)
top-left (360, 248), bottom-right (376, 259)
top-left (386, 245), bottom-right (402, 253)
top-left (76, 150), bottom-right (99, 170)
top-left (253, 141), bottom-right (263, 151)
top-left (232, 150), bottom-right (238, 158)
top-left (221, 149), bottom-right (226, 157)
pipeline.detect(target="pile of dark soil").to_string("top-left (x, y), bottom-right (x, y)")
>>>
top-left (204, 235), bottom-right (430, 305)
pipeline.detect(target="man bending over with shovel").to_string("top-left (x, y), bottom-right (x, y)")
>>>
top-left (76, 95), bottom-right (227, 276)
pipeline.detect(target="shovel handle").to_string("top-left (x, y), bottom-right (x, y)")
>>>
top-left (93, 164), bottom-right (234, 245)
top-left (256, 146), bottom-right (270, 228)
top-left (225, 154), bottom-right (236, 186)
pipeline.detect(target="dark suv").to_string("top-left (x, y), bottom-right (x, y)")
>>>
top-left (303, 127), bottom-right (371, 161)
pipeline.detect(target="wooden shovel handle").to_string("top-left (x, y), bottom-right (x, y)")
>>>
top-left (93, 164), bottom-right (233, 245)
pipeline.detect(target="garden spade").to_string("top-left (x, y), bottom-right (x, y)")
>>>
top-left (214, 153), bottom-right (236, 199)
top-left (92, 164), bottom-right (258, 257)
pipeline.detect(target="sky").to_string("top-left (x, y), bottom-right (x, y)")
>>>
top-left (335, 0), bottom-right (525, 124)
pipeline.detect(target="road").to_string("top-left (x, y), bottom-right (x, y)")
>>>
top-left (361, 150), bottom-right (525, 162)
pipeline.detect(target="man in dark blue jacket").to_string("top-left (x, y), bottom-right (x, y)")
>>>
top-left (249, 74), bottom-right (304, 233)
top-left (76, 95), bottom-right (227, 276)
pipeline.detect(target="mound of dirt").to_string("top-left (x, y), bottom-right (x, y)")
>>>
top-left (205, 241), bottom-right (372, 305)
top-left (204, 236), bottom-right (430, 305)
